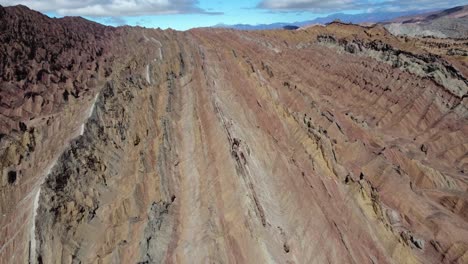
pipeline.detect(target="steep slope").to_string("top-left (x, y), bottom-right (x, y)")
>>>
top-left (0, 5), bottom-right (116, 264)
top-left (384, 5), bottom-right (468, 38)
top-left (0, 5), bottom-right (467, 264)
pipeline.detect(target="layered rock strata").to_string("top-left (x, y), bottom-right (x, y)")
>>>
top-left (0, 5), bottom-right (467, 264)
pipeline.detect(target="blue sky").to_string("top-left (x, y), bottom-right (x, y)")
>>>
top-left (93, 0), bottom-right (354, 30)
top-left (1, 0), bottom-right (466, 30)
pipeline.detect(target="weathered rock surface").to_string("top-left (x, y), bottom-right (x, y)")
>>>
top-left (384, 5), bottom-right (468, 38)
top-left (1, 5), bottom-right (467, 264)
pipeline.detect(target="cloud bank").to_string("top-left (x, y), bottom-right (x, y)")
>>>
top-left (258, 0), bottom-right (468, 12)
top-left (0, 0), bottom-right (220, 16)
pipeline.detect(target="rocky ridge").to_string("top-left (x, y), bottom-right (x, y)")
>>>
top-left (383, 5), bottom-right (468, 38)
top-left (0, 5), bottom-right (467, 264)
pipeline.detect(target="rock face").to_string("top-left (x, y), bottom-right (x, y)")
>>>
top-left (383, 5), bottom-right (468, 38)
top-left (1, 5), bottom-right (467, 264)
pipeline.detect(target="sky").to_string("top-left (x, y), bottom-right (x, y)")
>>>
top-left (1, 0), bottom-right (466, 30)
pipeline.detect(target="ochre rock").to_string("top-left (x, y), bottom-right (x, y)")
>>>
top-left (0, 5), bottom-right (467, 264)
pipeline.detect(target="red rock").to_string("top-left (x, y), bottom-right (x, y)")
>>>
top-left (0, 4), bottom-right (467, 264)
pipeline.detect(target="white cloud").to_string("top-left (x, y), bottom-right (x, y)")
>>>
top-left (259, 0), bottom-right (356, 11)
top-left (0, 0), bottom-right (220, 16)
top-left (257, 0), bottom-right (467, 12)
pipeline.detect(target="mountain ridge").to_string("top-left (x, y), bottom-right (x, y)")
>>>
top-left (213, 9), bottom-right (438, 30)
top-left (0, 4), bottom-right (467, 264)
top-left (382, 5), bottom-right (468, 38)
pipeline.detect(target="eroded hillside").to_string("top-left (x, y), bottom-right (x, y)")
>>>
top-left (0, 5), bottom-right (467, 264)
top-left (384, 5), bottom-right (468, 38)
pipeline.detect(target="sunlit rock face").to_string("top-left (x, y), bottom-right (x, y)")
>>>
top-left (1, 5), bottom-right (467, 264)
top-left (383, 5), bottom-right (468, 38)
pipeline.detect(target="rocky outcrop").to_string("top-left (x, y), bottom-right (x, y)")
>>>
top-left (1, 5), bottom-right (467, 264)
top-left (0, 5), bottom-right (116, 263)
top-left (316, 33), bottom-right (467, 97)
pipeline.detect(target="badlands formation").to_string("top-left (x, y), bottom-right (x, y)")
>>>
top-left (0, 4), bottom-right (467, 264)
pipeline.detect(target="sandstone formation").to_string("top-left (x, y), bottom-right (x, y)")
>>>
top-left (1, 5), bottom-right (467, 264)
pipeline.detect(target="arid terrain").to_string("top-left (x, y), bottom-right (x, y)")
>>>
top-left (384, 5), bottom-right (468, 38)
top-left (0, 4), bottom-right (467, 264)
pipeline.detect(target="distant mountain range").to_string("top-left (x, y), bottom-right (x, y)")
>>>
top-left (384, 5), bottom-right (468, 23)
top-left (383, 5), bottom-right (468, 38)
top-left (213, 10), bottom-right (438, 30)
